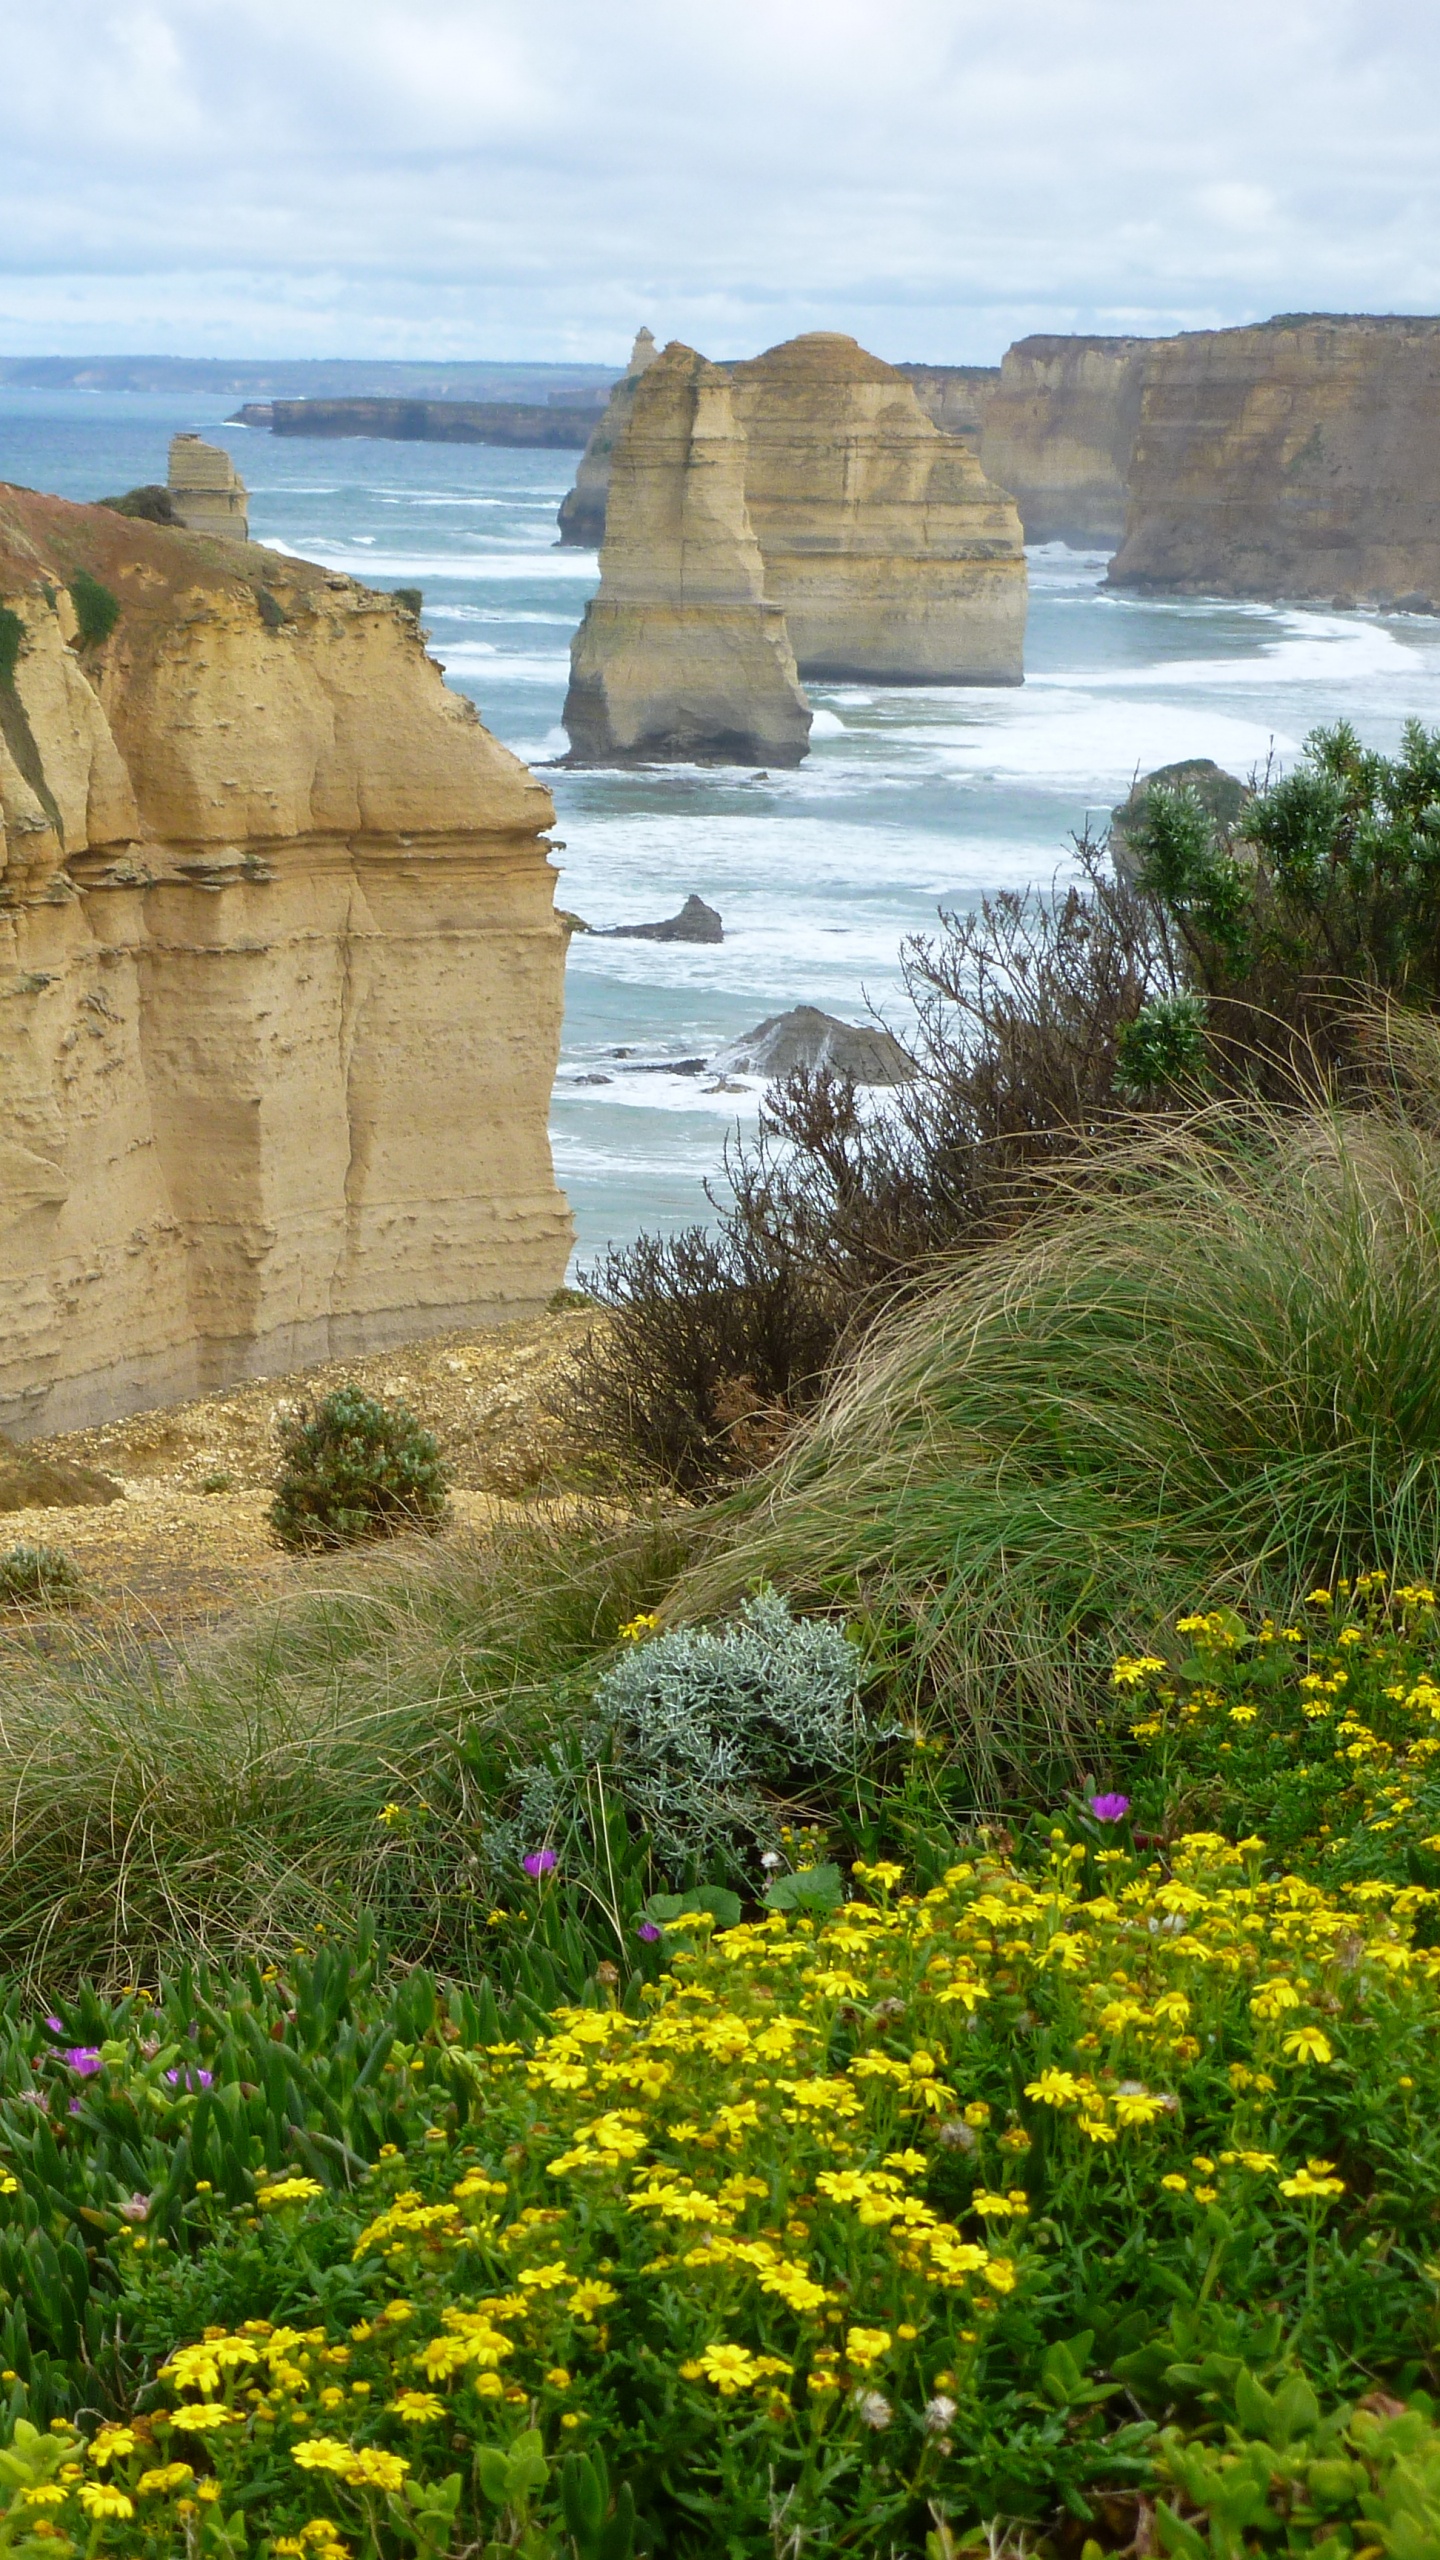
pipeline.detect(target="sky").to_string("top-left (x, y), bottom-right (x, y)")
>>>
top-left (3, 0), bottom-right (1439, 366)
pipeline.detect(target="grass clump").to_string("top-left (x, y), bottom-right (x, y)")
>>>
top-left (678, 1055), bottom-right (1440, 1797)
top-left (0, 1545), bottom-right (84, 1608)
top-left (269, 1387), bottom-right (448, 1551)
top-left (67, 570), bottom-right (120, 650)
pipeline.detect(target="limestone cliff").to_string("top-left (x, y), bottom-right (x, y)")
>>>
top-left (0, 484), bottom-right (572, 1437)
top-left (1107, 316), bottom-right (1440, 607)
top-left (730, 334), bottom-right (1026, 683)
top-left (561, 343), bottom-right (812, 769)
top-left (897, 363), bottom-right (999, 448)
top-left (557, 329), bottom-right (658, 546)
top-left (978, 336), bottom-right (1152, 546)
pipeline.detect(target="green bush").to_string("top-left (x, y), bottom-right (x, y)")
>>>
top-left (269, 1387), bottom-right (448, 1552)
top-left (0, 606), bottom-right (22, 689)
top-left (0, 1545), bottom-right (84, 1608)
top-left (67, 570), bottom-right (120, 650)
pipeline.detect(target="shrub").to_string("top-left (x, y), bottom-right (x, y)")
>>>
top-left (67, 571), bottom-right (120, 650)
top-left (0, 606), bottom-right (22, 689)
top-left (678, 1048), bottom-right (1440, 1797)
top-left (565, 853), bottom-right (1180, 1494)
top-left (269, 1387), bottom-right (448, 1551)
top-left (98, 485), bottom-right (178, 525)
top-left (392, 586), bottom-right (423, 618)
top-left (0, 1544), bottom-right (84, 1607)
top-left (493, 1588), bottom-right (866, 1874)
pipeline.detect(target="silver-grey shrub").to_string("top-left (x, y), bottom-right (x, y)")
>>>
top-left (495, 1590), bottom-right (865, 1875)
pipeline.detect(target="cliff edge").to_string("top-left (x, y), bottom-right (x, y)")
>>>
top-left (561, 343), bottom-right (812, 768)
top-left (979, 336), bottom-right (1152, 547)
top-left (0, 485), bottom-right (572, 1437)
top-left (1107, 316), bottom-right (1440, 606)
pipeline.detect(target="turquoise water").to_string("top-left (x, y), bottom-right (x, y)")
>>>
top-left (7, 386), bottom-right (1440, 1270)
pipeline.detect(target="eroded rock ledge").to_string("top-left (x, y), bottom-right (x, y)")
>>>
top-left (0, 484), bottom-right (572, 1437)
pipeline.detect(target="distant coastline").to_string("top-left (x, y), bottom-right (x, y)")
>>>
top-left (231, 395), bottom-right (602, 448)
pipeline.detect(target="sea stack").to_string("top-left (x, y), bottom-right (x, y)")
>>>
top-left (1107, 315), bottom-right (1440, 608)
top-left (730, 334), bottom-right (1026, 684)
top-left (557, 327), bottom-right (659, 546)
top-left (0, 484), bottom-right (572, 1437)
top-left (978, 336), bottom-right (1152, 547)
top-left (166, 432), bottom-right (249, 541)
top-left (561, 342), bottom-right (812, 769)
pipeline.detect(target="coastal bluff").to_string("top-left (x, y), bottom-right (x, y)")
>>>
top-left (979, 336), bottom-right (1150, 546)
top-left (562, 343), bottom-right (812, 768)
top-left (1107, 315), bottom-right (1440, 607)
top-left (0, 484), bottom-right (572, 1439)
top-left (731, 334), bottom-right (1026, 683)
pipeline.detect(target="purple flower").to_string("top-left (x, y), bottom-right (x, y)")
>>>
top-left (636, 1922), bottom-right (662, 1943)
top-left (119, 2193), bottom-right (151, 2223)
top-left (164, 2066), bottom-right (213, 2092)
top-left (522, 1849), bottom-right (557, 1879)
top-left (43, 2017), bottom-right (63, 2036)
top-left (1088, 1793), bottom-right (1131, 1824)
top-left (63, 2048), bottom-right (103, 2077)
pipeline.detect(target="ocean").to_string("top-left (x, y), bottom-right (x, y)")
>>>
top-left (6, 384), bottom-right (1440, 1273)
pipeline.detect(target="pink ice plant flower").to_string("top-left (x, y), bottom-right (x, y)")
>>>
top-left (522, 1849), bottom-right (557, 1878)
top-left (1087, 1793), bottom-right (1131, 1823)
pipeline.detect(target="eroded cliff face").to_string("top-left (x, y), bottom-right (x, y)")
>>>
top-left (978, 336), bottom-right (1152, 547)
top-left (1107, 317), bottom-right (1440, 606)
top-left (561, 343), bottom-right (812, 768)
top-left (556, 328), bottom-right (658, 547)
top-left (730, 334), bottom-right (1026, 683)
top-left (0, 485), bottom-right (572, 1437)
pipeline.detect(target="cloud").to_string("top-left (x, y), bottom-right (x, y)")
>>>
top-left (1, 0), bottom-right (1437, 359)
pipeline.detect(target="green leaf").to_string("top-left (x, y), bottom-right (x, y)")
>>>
top-left (643, 1886), bottom-right (743, 1929)
top-left (764, 1863), bottom-right (843, 1913)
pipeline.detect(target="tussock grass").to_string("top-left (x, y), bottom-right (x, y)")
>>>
top-left (0, 1506), bottom-right (690, 1987)
top-left (675, 1067), bottom-right (1440, 1798)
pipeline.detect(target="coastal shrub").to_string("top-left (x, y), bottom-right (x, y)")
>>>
top-left (16, 1807), bottom-right (1440, 2555)
top-left (0, 607), bottom-right (22, 688)
top-left (67, 570), bottom-right (120, 650)
top-left (270, 1388), bottom-right (448, 1551)
top-left (493, 1588), bottom-right (866, 1873)
top-left (0, 1543), bottom-right (84, 1607)
top-left (98, 485), bottom-right (178, 525)
top-left (679, 1058), bottom-right (1440, 1795)
top-left (568, 853), bottom-right (1181, 1493)
top-left (1124, 718), bottom-right (1440, 1084)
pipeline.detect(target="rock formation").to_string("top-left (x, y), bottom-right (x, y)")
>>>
top-left (0, 483), bottom-right (572, 1438)
top-left (1108, 758), bottom-right (1248, 886)
top-left (978, 336), bottom-right (1152, 547)
top-left (710, 1006), bottom-right (914, 1085)
top-left (597, 894), bottom-right (724, 943)
top-left (897, 364), bottom-right (999, 448)
top-left (166, 434), bottom-right (249, 542)
top-left (729, 335), bottom-right (1026, 683)
top-left (557, 329), bottom-right (659, 546)
top-left (561, 343), bottom-right (812, 769)
top-left (247, 399), bottom-right (599, 449)
top-left (1106, 316), bottom-right (1440, 608)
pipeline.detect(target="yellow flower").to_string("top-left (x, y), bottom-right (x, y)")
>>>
top-left (618, 1612), bottom-right (660, 1642)
top-left (137, 2466), bottom-right (194, 2496)
top-left (1279, 2163), bottom-right (1346, 2200)
top-left (1161, 2175), bottom-right (1189, 2193)
top-left (1281, 2026), bottom-right (1334, 2065)
top-left (21, 2488), bottom-right (67, 2508)
top-left (169, 2404), bottom-right (239, 2433)
top-left (845, 2327), bottom-right (892, 2368)
top-left (89, 2426), bottom-right (137, 2467)
top-left (258, 2178), bottom-right (324, 2208)
top-left (1024, 2069), bottom-right (1082, 2109)
top-left (77, 2484), bottom-right (135, 2520)
top-left (681, 2344), bottom-right (788, 2396)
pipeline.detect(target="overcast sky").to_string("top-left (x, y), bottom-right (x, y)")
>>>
top-left (3, 0), bottom-right (1438, 365)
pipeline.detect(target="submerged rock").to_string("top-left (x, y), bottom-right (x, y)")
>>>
top-left (710, 1005), bottom-right (915, 1085)
top-left (730, 334), bottom-right (1026, 684)
top-left (561, 343), bottom-right (812, 769)
top-left (597, 894), bottom-right (723, 943)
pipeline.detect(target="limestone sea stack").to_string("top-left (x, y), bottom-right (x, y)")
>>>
top-left (557, 328), bottom-right (658, 547)
top-left (0, 484), bottom-right (572, 1437)
top-left (166, 433), bottom-right (249, 541)
top-left (729, 334), bottom-right (1026, 683)
top-left (978, 337), bottom-right (1152, 547)
top-left (561, 343), bottom-right (812, 769)
top-left (1107, 316), bottom-right (1440, 607)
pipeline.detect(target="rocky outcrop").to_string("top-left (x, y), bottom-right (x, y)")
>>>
top-left (167, 434), bottom-right (248, 542)
top-left (1106, 316), bottom-right (1440, 606)
top-left (0, 483), bottom-right (572, 1438)
top-left (730, 334), bottom-right (1026, 683)
top-left (557, 329), bottom-right (658, 546)
top-left (710, 1006), bottom-right (914, 1085)
top-left (597, 895), bottom-right (724, 943)
top-left (978, 336), bottom-right (1152, 547)
top-left (1109, 758), bottom-right (1248, 885)
top-left (561, 344), bottom-right (812, 769)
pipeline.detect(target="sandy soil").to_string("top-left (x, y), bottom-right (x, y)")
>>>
top-left (0, 1306), bottom-right (600, 1649)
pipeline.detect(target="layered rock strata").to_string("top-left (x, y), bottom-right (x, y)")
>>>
top-left (897, 363), bottom-right (999, 448)
top-left (557, 329), bottom-right (658, 545)
top-left (978, 336), bottom-right (1152, 547)
top-left (167, 434), bottom-right (249, 542)
top-left (0, 484), bottom-right (572, 1437)
top-left (1107, 316), bottom-right (1440, 607)
top-left (562, 343), bottom-right (812, 768)
top-left (730, 334), bottom-right (1026, 683)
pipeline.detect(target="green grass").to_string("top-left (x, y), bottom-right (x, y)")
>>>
top-left (676, 1070), bottom-right (1440, 1798)
top-left (0, 1506), bottom-right (690, 1988)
